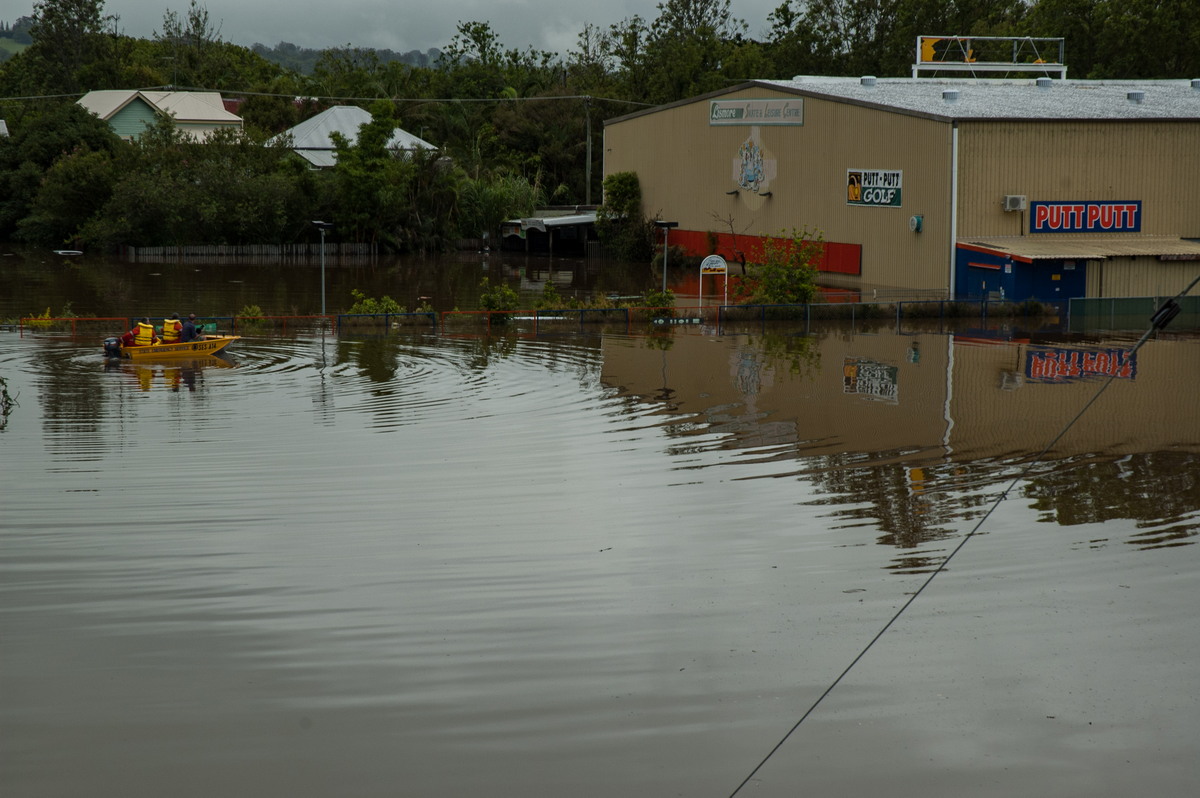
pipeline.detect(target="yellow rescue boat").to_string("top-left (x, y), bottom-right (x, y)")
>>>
top-left (103, 335), bottom-right (241, 360)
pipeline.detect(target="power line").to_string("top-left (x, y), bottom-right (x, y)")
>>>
top-left (728, 274), bottom-right (1200, 796)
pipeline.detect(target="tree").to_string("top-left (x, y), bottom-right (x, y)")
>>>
top-left (0, 101), bottom-right (119, 241)
top-left (26, 0), bottom-right (118, 93)
top-left (596, 171), bottom-right (656, 261)
top-left (739, 227), bottom-right (822, 305)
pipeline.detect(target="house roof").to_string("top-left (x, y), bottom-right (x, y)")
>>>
top-left (78, 90), bottom-right (241, 125)
top-left (0, 119), bottom-right (8, 137)
top-left (269, 105), bottom-right (436, 168)
top-left (608, 78), bottom-right (1200, 125)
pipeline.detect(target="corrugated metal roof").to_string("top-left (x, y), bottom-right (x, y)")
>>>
top-left (514, 212), bottom-right (597, 232)
top-left (141, 91), bottom-right (241, 123)
top-left (77, 90), bottom-right (240, 124)
top-left (757, 77), bottom-right (1200, 122)
top-left (965, 236), bottom-right (1200, 261)
top-left (269, 106), bottom-right (436, 165)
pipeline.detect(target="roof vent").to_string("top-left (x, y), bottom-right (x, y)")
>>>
top-left (1192, 79), bottom-right (1200, 91)
top-left (1036, 77), bottom-right (1053, 90)
top-left (860, 76), bottom-right (877, 87)
top-left (1127, 90), bottom-right (1146, 104)
top-left (942, 89), bottom-right (960, 104)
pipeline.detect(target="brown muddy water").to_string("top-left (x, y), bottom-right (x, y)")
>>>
top-left (2, 253), bottom-right (1200, 797)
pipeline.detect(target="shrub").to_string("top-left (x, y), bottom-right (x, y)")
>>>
top-left (347, 289), bottom-right (405, 315)
top-left (478, 277), bottom-right (520, 322)
top-left (740, 227), bottom-right (822, 306)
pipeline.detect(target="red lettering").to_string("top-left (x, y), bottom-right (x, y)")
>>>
top-left (1088, 205), bottom-right (1102, 228)
top-left (1034, 205), bottom-right (1050, 230)
top-left (1116, 351), bottom-right (1134, 378)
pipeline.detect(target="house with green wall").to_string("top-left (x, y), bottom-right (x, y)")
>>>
top-left (77, 90), bottom-right (242, 141)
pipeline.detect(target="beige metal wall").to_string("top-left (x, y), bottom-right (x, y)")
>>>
top-left (605, 91), bottom-right (1200, 299)
top-left (604, 87), bottom-right (956, 296)
top-left (1086, 256), bottom-right (1200, 298)
top-left (956, 121), bottom-right (1200, 237)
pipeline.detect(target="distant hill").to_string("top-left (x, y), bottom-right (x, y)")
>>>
top-left (0, 16), bottom-right (33, 63)
top-left (250, 41), bottom-right (442, 75)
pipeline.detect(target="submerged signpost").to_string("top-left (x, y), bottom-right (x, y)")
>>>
top-left (699, 254), bottom-right (728, 307)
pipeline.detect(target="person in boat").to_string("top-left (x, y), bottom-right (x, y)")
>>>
top-left (132, 317), bottom-right (157, 346)
top-left (180, 313), bottom-right (204, 342)
top-left (162, 313), bottom-right (183, 344)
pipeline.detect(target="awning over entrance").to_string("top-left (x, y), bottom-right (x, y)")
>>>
top-left (500, 209), bottom-right (597, 255)
top-left (961, 236), bottom-right (1200, 262)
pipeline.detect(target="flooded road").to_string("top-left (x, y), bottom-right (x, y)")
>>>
top-left (2, 254), bottom-right (1200, 796)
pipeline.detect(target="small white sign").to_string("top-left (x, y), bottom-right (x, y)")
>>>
top-left (700, 255), bottom-right (728, 275)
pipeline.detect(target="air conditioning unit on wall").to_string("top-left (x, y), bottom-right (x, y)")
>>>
top-left (1003, 194), bottom-right (1028, 212)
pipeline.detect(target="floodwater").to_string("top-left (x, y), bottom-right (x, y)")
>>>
top-left (3, 253), bottom-right (1200, 797)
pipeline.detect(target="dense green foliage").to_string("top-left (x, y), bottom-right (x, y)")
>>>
top-left (739, 228), bottom-right (822, 305)
top-left (1, 0), bottom-right (1195, 254)
top-left (596, 171), bottom-right (656, 262)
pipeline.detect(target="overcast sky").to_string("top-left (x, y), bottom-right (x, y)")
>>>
top-left (10, 1), bottom-right (789, 58)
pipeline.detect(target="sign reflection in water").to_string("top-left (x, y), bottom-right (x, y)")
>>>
top-left (2, 255), bottom-right (1200, 796)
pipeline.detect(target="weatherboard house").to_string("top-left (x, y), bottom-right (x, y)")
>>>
top-left (77, 90), bottom-right (243, 141)
top-left (603, 68), bottom-right (1200, 302)
top-left (269, 105), bottom-right (436, 169)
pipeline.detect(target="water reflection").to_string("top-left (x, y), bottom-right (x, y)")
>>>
top-left (4, 319), bottom-right (1200, 797)
top-left (599, 326), bottom-right (1200, 556)
top-left (105, 355), bottom-right (235, 392)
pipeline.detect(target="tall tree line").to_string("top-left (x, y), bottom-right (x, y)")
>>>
top-left (1, 0), bottom-right (1196, 251)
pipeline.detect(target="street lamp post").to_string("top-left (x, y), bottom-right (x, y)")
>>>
top-left (654, 220), bottom-right (679, 295)
top-left (312, 221), bottom-right (334, 319)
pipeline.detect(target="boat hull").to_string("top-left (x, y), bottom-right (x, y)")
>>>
top-left (108, 335), bottom-right (240, 360)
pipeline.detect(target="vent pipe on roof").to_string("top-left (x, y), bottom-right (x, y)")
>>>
top-left (1192, 79), bottom-right (1200, 91)
top-left (942, 89), bottom-right (960, 104)
top-left (1036, 77), bottom-right (1053, 90)
top-left (860, 76), bottom-right (877, 87)
top-left (1127, 90), bottom-right (1146, 104)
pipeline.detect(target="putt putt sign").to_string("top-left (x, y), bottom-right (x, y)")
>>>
top-left (847, 169), bottom-right (903, 207)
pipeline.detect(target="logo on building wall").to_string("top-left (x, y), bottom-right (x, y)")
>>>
top-left (847, 169), bottom-right (903, 207)
top-left (733, 127), bottom-right (777, 194)
top-left (1029, 201), bottom-right (1142, 233)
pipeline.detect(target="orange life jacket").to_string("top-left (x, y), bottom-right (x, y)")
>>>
top-left (134, 322), bottom-right (156, 346)
top-left (162, 318), bottom-right (182, 343)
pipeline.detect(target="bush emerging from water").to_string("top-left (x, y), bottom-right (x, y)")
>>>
top-left (347, 289), bottom-right (405, 315)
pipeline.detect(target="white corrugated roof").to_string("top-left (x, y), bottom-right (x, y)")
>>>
top-left (77, 90), bottom-right (240, 124)
top-left (757, 77), bottom-right (1200, 121)
top-left (269, 106), bottom-right (436, 165)
top-left (141, 91), bottom-right (240, 123)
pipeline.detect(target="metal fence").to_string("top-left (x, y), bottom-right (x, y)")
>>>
top-left (1068, 296), bottom-right (1200, 333)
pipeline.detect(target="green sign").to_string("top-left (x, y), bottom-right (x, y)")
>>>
top-left (847, 169), bottom-right (903, 207)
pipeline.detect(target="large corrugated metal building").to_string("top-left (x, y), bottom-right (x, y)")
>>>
top-left (602, 77), bottom-right (1200, 302)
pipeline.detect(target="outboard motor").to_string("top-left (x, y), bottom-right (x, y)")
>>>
top-left (102, 337), bottom-right (122, 358)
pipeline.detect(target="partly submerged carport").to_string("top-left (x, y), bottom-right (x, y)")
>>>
top-left (957, 236), bottom-right (1200, 301)
top-left (500, 209), bottom-right (597, 256)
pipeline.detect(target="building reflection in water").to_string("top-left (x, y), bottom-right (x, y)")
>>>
top-left (600, 327), bottom-right (1200, 563)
